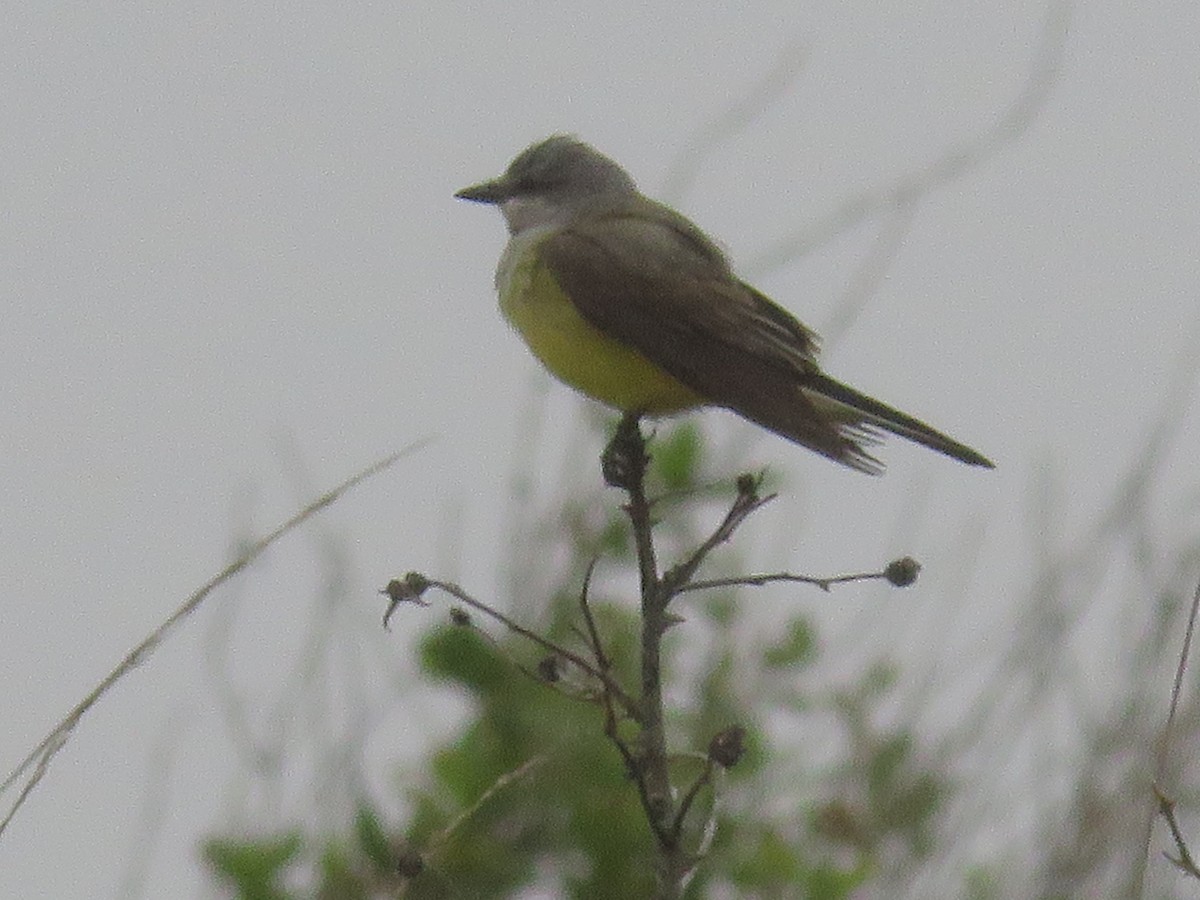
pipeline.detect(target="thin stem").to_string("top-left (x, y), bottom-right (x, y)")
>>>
top-left (618, 418), bottom-right (674, 837)
top-left (672, 759), bottom-right (715, 839)
top-left (661, 474), bottom-right (774, 599)
top-left (391, 576), bottom-right (640, 722)
top-left (0, 444), bottom-right (429, 839)
top-left (678, 569), bottom-right (893, 595)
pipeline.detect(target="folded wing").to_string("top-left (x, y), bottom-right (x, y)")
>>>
top-left (539, 198), bottom-right (884, 471)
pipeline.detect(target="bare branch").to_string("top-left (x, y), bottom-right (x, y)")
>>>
top-left (381, 575), bottom-right (640, 721)
top-left (1140, 577), bottom-right (1200, 888)
top-left (742, 0), bottom-right (1071, 347)
top-left (747, 0), bottom-right (1069, 277)
top-left (1158, 577), bottom-right (1200, 781)
top-left (660, 40), bottom-right (809, 205)
top-left (672, 760), bottom-right (715, 841)
top-left (1154, 785), bottom-right (1200, 880)
top-left (661, 473), bottom-right (777, 600)
top-left (578, 557), bottom-right (611, 672)
top-left (677, 560), bottom-right (919, 596)
top-left (0, 442), bottom-right (429, 838)
top-left (427, 754), bottom-right (549, 863)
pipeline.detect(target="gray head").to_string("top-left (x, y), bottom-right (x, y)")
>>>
top-left (455, 135), bottom-right (638, 234)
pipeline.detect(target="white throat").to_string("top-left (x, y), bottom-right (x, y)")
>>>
top-left (500, 194), bottom-right (573, 235)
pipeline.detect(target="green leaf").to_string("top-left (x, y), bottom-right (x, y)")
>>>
top-left (763, 617), bottom-right (818, 669)
top-left (598, 509), bottom-right (632, 558)
top-left (860, 661), bottom-right (898, 697)
top-left (806, 859), bottom-right (872, 899)
top-left (867, 734), bottom-right (912, 798)
top-left (203, 832), bottom-right (301, 900)
top-left (653, 421), bottom-right (703, 490)
top-left (316, 844), bottom-right (367, 900)
top-left (727, 826), bottom-right (804, 886)
top-left (419, 626), bottom-right (507, 693)
top-left (354, 804), bottom-right (393, 869)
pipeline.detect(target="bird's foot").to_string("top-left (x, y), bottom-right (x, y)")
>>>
top-left (601, 412), bottom-right (648, 489)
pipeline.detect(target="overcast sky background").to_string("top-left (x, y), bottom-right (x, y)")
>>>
top-left (3, 0), bottom-right (1199, 896)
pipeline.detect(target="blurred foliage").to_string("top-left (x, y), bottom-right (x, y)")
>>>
top-left (203, 421), bottom-right (953, 898)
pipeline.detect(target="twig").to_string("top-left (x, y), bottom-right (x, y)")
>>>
top-left (661, 474), bottom-right (776, 599)
top-left (578, 558), bottom-right (609, 670)
top-left (611, 429), bottom-right (778, 897)
top-left (678, 566), bottom-right (912, 595)
top-left (672, 759), bottom-right (715, 840)
top-left (576, 558), bottom-right (675, 851)
top-left (392, 754), bottom-right (550, 898)
top-left (387, 427), bottom-right (901, 896)
top-left (1155, 785), bottom-right (1200, 879)
top-left (0, 443), bottom-right (428, 839)
top-left (1156, 577), bottom-right (1200, 790)
top-left (660, 40), bottom-right (808, 205)
top-left (742, 0), bottom-right (1070, 282)
top-left (425, 754), bottom-right (549, 863)
top-left (450, 611), bottom-right (590, 700)
top-left (382, 575), bottom-right (640, 721)
top-left (578, 568), bottom-right (623, 718)
top-left (1143, 576), bottom-right (1200, 886)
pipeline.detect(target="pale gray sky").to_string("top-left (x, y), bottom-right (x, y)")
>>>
top-left (2, 0), bottom-right (1198, 896)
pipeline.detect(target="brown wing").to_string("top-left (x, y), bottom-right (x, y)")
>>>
top-left (538, 198), bottom-right (882, 472)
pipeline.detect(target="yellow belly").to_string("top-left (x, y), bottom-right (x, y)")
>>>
top-left (496, 236), bottom-right (703, 414)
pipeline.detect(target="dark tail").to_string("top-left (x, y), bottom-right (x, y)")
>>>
top-left (806, 373), bottom-right (994, 469)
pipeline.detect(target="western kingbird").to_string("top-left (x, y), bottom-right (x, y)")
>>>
top-left (456, 135), bottom-right (993, 473)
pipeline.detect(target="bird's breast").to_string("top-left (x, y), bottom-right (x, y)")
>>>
top-left (491, 229), bottom-right (703, 415)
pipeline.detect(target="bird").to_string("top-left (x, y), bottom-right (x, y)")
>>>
top-left (455, 135), bottom-right (992, 473)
